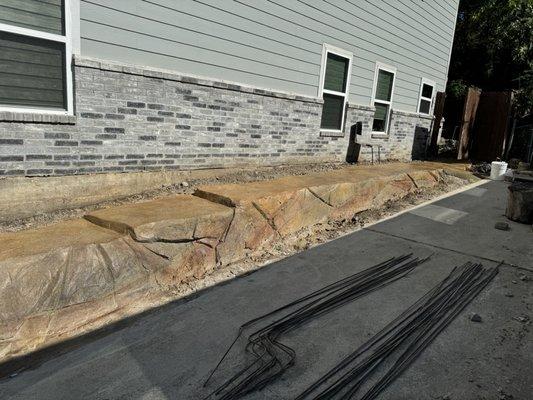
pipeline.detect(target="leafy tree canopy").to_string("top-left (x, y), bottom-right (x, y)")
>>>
top-left (448, 0), bottom-right (533, 116)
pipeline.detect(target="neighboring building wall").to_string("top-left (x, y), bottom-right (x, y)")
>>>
top-left (80, 0), bottom-right (459, 112)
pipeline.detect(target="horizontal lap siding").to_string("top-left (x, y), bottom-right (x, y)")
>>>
top-left (80, 0), bottom-right (458, 113)
top-left (0, 0), bottom-right (64, 35)
top-left (0, 32), bottom-right (65, 109)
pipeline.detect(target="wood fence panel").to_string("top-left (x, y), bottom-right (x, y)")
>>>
top-left (471, 91), bottom-right (513, 161)
top-left (457, 87), bottom-right (481, 160)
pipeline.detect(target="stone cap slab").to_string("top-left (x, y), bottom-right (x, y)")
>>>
top-left (85, 195), bottom-right (233, 242)
top-left (0, 219), bottom-right (120, 262)
top-left (195, 162), bottom-right (462, 206)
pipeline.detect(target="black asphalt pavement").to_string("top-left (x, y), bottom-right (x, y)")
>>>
top-left (0, 180), bottom-right (531, 400)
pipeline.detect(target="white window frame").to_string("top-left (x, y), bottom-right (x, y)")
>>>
top-left (0, 0), bottom-right (73, 116)
top-left (417, 78), bottom-right (436, 115)
top-left (318, 43), bottom-right (353, 134)
top-left (370, 62), bottom-right (397, 135)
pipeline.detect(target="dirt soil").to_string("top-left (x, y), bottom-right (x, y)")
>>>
top-left (0, 162), bottom-right (346, 233)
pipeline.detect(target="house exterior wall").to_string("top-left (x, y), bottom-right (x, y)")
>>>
top-left (343, 106), bottom-right (433, 162)
top-left (0, 1), bottom-right (459, 177)
top-left (0, 59), bottom-right (346, 176)
top-left (80, 0), bottom-right (458, 113)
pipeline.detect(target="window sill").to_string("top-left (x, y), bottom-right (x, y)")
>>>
top-left (0, 111), bottom-right (76, 124)
top-left (371, 132), bottom-right (389, 139)
top-left (418, 112), bottom-right (434, 120)
top-left (320, 129), bottom-right (345, 138)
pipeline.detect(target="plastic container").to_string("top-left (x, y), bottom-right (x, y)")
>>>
top-left (490, 161), bottom-right (508, 180)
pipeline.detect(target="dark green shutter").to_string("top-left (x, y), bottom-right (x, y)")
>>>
top-left (320, 94), bottom-right (344, 130)
top-left (323, 53), bottom-right (349, 93)
top-left (375, 70), bottom-right (394, 101)
top-left (0, 31), bottom-right (66, 109)
top-left (0, 0), bottom-right (64, 35)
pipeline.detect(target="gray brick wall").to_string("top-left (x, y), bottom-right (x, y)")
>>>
top-left (0, 58), bottom-right (432, 177)
top-left (343, 106), bottom-right (434, 163)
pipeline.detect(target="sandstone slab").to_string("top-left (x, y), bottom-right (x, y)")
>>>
top-left (196, 163), bottom-right (473, 260)
top-left (0, 219), bottom-right (167, 360)
top-left (85, 195), bottom-right (233, 242)
top-left (215, 205), bottom-right (276, 265)
top-left (311, 173), bottom-right (417, 220)
top-left (0, 162), bottom-right (476, 364)
top-left (0, 196), bottom-right (235, 363)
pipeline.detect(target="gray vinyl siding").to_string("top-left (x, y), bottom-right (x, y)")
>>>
top-left (79, 0), bottom-right (458, 113)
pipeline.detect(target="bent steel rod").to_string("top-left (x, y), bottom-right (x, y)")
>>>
top-left (296, 262), bottom-right (499, 400)
top-left (203, 256), bottom-right (413, 387)
top-left (204, 254), bottom-right (429, 400)
top-left (308, 264), bottom-right (486, 399)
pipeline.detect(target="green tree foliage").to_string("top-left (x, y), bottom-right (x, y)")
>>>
top-left (448, 0), bottom-right (533, 116)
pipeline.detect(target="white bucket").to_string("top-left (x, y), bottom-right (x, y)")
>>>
top-left (490, 161), bottom-right (508, 180)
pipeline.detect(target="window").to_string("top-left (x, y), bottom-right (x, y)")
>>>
top-left (318, 44), bottom-right (352, 132)
top-left (371, 63), bottom-right (396, 133)
top-left (0, 0), bottom-right (72, 114)
top-left (418, 78), bottom-right (435, 115)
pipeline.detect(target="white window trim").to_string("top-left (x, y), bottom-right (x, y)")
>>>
top-left (318, 43), bottom-right (353, 134)
top-left (0, 0), bottom-right (74, 116)
top-left (370, 62), bottom-right (397, 135)
top-left (417, 77), bottom-right (436, 115)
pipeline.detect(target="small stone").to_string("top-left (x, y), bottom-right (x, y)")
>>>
top-left (181, 181), bottom-right (189, 188)
top-left (494, 222), bottom-right (510, 231)
top-left (514, 315), bottom-right (529, 323)
top-left (519, 274), bottom-right (529, 281)
top-left (505, 293), bottom-right (514, 297)
top-left (512, 280), bottom-right (517, 284)
top-left (470, 313), bottom-right (483, 322)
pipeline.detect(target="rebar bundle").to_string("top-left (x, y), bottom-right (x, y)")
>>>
top-left (204, 254), bottom-right (430, 400)
top-left (296, 262), bottom-right (499, 400)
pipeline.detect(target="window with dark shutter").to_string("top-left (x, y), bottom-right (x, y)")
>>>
top-left (319, 46), bottom-right (352, 132)
top-left (0, 0), bottom-right (70, 113)
top-left (371, 64), bottom-right (396, 133)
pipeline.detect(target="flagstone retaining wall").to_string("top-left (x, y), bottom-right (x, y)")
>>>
top-left (0, 164), bottom-right (473, 366)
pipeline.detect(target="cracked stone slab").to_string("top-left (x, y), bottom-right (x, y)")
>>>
top-left (253, 188), bottom-right (332, 237)
top-left (0, 162), bottom-right (476, 364)
top-left (216, 206), bottom-right (276, 265)
top-left (0, 220), bottom-right (166, 324)
top-left (195, 163), bottom-right (468, 261)
top-left (0, 219), bottom-right (168, 359)
top-left (309, 174), bottom-right (416, 219)
top-left (85, 195), bottom-right (233, 242)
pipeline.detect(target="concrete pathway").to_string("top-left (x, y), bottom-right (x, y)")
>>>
top-left (0, 180), bottom-right (531, 399)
